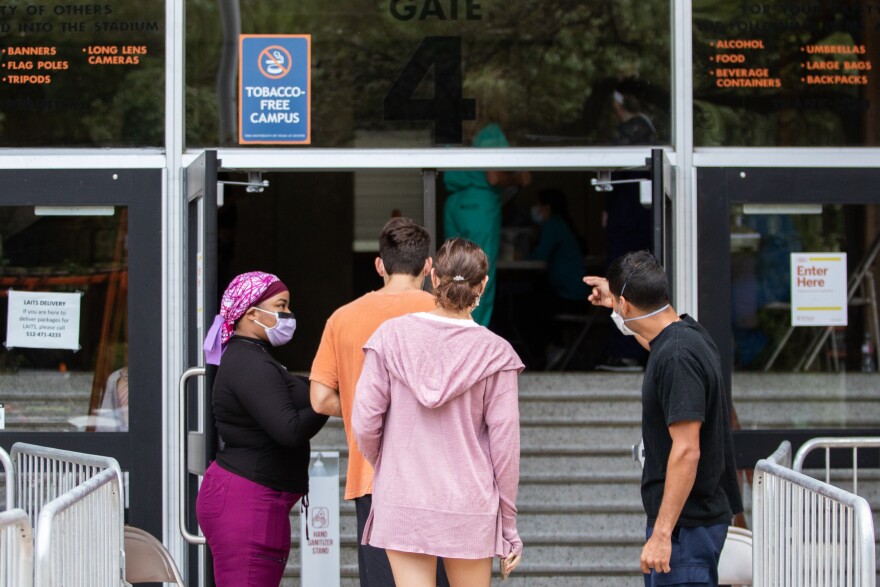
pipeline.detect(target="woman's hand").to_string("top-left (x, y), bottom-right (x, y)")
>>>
top-left (500, 553), bottom-right (521, 579)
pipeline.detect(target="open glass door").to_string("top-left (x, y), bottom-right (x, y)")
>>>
top-left (651, 148), bottom-right (674, 291)
top-left (182, 151), bottom-right (219, 586)
top-left (0, 169), bottom-right (163, 534)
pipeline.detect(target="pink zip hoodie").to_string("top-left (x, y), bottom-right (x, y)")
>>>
top-left (352, 312), bottom-right (524, 559)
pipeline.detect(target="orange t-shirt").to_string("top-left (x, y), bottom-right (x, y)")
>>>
top-left (310, 289), bottom-right (435, 500)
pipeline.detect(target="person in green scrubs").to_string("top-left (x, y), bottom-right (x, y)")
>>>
top-left (443, 122), bottom-right (530, 326)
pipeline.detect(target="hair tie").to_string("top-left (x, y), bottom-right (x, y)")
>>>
top-left (452, 275), bottom-right (465, 281)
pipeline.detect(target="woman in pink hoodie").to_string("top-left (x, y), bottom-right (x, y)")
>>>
top-left (352, 238), bottom-right (524, 586)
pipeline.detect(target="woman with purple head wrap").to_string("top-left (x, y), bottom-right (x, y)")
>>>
top-left (197, 271), bottom-right (328, 586)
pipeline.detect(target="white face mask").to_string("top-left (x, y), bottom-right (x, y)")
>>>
top-left (611, 300), bottom-right (670, 336)
top-left (530, 206), bottom-right (544, 225)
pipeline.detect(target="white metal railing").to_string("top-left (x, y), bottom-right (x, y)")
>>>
top-left (0, 446), bottom-right (14, 512)
top-left (0, 509), bottom-right (33, 587)
top-left (793, 437), bottom-right (880, 496)
top-left (9, 442), bottom-right (123, 532)
top-left (767, 440), bottom-right (793, 469)
top-left (753, 457), bottom-right (875, 587)
top-left (33, 468), bottom-right (122, 586)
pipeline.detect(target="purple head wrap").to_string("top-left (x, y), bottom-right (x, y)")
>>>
top-left (203, 271), bottom-right (288, 365)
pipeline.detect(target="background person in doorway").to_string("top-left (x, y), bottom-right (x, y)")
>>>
top-left (597, 87), bottom-right (657, 372)
top-left (443, 74), bottom-right (531, 327)
top-left (197, 271), bottom-right (328, 587)
top-left (528, 188), bottom-right (591, 368)
top-left (529, 188), bottom-right (590, 305)
top-left (353, 238), bottom-right (524, 587)
top-left (309, 217), bottom-right (449, 587)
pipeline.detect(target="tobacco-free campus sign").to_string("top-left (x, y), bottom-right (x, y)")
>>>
top-left (790, 253), bottom-right (848, 326)
top-left (239, 34), bottom-right (310, 144)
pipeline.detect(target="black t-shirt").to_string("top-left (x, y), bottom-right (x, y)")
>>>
top-left (213, 336), bottom-right (329, 493)
top-left (641, 315), bottom-right (744, 527)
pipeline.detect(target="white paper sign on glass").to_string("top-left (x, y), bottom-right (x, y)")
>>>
top-left (301, 451), bottom-right (340, 587)
top-left (5, 290), bottom-right (82, 350)
top-left (790, 253), bottom-right (848, 327)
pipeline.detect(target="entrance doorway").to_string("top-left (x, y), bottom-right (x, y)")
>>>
top-left (0, 169), bottom-right (163, 537)
top-left (697, 168), bottom-right (880, 466)
top-left (207, 163), bottom-right (664, 372)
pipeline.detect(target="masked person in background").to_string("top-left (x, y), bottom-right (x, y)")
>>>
top-left (197, 271), bottom-right (328, 587)
top-left (528, 188), bottom-right (591, 368)
top-left (443, 75), bottom-right (531, 327)
top-left (353, 238), bottom-right (524, 586)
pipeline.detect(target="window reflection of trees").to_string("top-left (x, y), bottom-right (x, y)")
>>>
top-left (186, 0), bottom-right (672, 147)
top-left (694, 0), bottom-right (879, 146)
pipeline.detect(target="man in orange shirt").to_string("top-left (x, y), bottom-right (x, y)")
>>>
top-left (310, 217), bottom-right (448, 587)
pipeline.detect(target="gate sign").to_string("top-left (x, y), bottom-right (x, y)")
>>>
top-left (5, 290), bottom-right (82, 350)
top-left (301, 452), bottom-right (340, 587)
top-left (239, 35), bottom-right (311, 144)
top-left (790, 253), bottom-right (848, 326)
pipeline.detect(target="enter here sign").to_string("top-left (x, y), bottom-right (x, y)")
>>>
top-left (790, 253), bottom-right (847, 326)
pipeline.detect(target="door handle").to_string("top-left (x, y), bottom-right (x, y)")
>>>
top-left (179, 367), bottom-right (207, 545)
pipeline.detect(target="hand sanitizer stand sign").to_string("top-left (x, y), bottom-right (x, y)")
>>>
top-left (301, 451), bottom-right (340, 587)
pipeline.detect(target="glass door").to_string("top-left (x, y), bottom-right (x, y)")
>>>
top-left (0, 169), bottom-right (163, 535)
top-left (183, 150), bottom-right (219, 586)
top-left (697, 168), bottom-right (880, 466)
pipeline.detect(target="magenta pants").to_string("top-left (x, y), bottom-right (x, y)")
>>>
top-left (196, 462), bottom-right (303, 587)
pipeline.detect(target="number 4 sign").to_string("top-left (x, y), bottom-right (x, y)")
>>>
top-left (383, 36), bottom-right (476, 144)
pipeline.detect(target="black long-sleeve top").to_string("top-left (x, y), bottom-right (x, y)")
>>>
top-left (213, 336), bottom-right (329, 493)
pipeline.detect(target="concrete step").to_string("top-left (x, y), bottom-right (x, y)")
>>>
top-left (518, 373), bottom-right (645, 393)
top-left (521, 420), bottom-right (642, 448)
top-left (311, 446), bottom-right (641, 478)
top-left (735, 401), bottom-right (880, 428)
top-left (288, 531), bottom-right (643, 571)
top-left (519, 473), bottom-right (641, 504)
top-left (732, 372), bottom-right (880, 397)
top-left (313, 417), bottom-right (644, 451)
top-left (520, 398), bottom-right (641, 420)
top-left (299, 501), bottom-right (645, 539)
top-left (281, 564), bottom-right (643, 585)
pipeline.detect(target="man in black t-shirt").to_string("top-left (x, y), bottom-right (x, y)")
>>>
top-left (585, 251), bottom-right (743, 587)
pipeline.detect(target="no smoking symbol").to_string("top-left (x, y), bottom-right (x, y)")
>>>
top-left (258, 45), bottom-right (292, 79)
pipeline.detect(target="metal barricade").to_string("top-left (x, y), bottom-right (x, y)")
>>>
top-left (34, 468), bottom-right (122, 587)
top-left (0, 509), bottom-right (33, 587)
top-left (0, 447), bottom-right (14, 513)
top-left (793, 437), bottom-right (880, 495)
top-left (766, 440), bottom-right (793, 468)
top-left (9, 442), bottom-right (123, 532)
top-left (753, 457), bottom-right (875, 587)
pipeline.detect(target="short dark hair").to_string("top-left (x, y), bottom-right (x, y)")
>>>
top-left (433, 238), bottom-right (488, 312)
top-left (607, 251), bottom-right (669, 310)
top-left (379, 217), bottom-right (430, 277)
